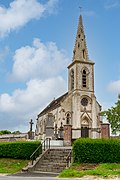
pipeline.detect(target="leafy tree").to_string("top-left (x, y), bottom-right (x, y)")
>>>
top-left (12, 131), bottom-right (21, 134)
top-left (0, 130), bottom-right (11, 135)
top-left (102, 95), bottom-right (120, 135)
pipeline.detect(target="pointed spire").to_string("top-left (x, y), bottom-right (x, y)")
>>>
top-left (73, 15), bottom-right (89, 61)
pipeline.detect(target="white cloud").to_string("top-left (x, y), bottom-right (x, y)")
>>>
top-left (9, 38), bottom-right (69, 82)
top-left (0, 77), bottom-right (67, 132)
top-left (0, 36), bottom-right (69, 132)
top-left (105, 1), bottom-right (120, 10)
top-left (0, 0), bottom-right (59, 37)
top-left (108, 80), bottom-right (120, 93)
top-left (44, 0), bottom-right (59, 14)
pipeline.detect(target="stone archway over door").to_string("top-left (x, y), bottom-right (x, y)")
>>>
top-left (81, 118), bottom-right (89, 138)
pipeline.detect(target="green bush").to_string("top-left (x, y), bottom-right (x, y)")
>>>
top-left (0, 141), bottom-right (41, 159)
top-left (73, 138), bottom-right (120, 163)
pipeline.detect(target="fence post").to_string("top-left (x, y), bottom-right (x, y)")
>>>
top-left (44, 140), bottom-right (45, 151)
top-left (32, 157), bottom-right (33, 165)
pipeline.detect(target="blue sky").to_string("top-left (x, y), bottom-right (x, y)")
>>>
top-left (0, 0), bottom-right (120, 132)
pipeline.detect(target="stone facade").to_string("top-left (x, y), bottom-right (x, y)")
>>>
top-left (35, 15), bottom-right (102, 140)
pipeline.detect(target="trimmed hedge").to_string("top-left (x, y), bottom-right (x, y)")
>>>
top-left (73, 138), bottom-right (120, 163)
top-left (0, 141), bottom-right (41, 159)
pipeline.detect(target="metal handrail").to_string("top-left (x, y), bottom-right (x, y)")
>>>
top-left (66, 149), bottom-right (72, 168)
top-left (30, 138), bottom-right (51, 165)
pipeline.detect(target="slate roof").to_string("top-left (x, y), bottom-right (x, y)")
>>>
top-left (38, 92), bottom-right (68, 117)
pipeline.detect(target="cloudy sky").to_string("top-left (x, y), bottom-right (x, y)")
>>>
top-left (0, 0), bottom-right (120, 132)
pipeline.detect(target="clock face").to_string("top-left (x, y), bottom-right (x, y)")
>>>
top-left (81, 98), bottom-right (88, 106)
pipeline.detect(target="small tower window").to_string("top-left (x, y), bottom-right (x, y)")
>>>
top-left (71, 69), bottom-right (74, 90)
top-left (66, 113), bottom-right (70, 124)
top-left (82, 69), bottom-right (86, 87)
top-left (83, 49), bottom-right (85, 59)
top-left (78, 34), bottom-right (80, 38)
top-left (78, 42), bottom-right (80, 48)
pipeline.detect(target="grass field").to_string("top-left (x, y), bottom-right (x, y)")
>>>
top-left (0, 158), bottom-right (29, 174)
top-left (59, 163), bottom-right (120, 178)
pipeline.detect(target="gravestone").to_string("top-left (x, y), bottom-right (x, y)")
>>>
top-left (46, 113), bottom-right (55, 139)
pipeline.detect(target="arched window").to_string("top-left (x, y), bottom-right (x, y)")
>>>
top-left (83, 49), bottom-right (85, 59)
top-left (82, 69), bottom-right (86, 87)
top-left (66, 113), bottom-right (70, 124)
top-left (71, 69), bottom-right (74, 90)
top-left (43, 120), bottom-right (46, 133)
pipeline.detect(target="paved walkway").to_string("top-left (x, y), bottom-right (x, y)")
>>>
top-left (0, 173), bottom-right (119, 179)
top-left (8, 172), bottom-right (120, 179)
top-left (9, 172), bottom-right (59, 177)
top-left (0, 173), bottom-right (120, 180)
top-left (0, 176), bottom-right (119, 180)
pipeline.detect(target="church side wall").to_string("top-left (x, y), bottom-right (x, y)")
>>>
top-left (35, 95), bottom-right (72, 140)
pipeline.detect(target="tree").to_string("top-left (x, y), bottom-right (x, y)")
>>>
top-left (0, 130), bottom-right (11, 135)
top-left (102, 95), bottom-right (120, 135)
top-left (12, 131), bottom-right (21, 134)
top-left (0, 130), bottom-right (22, 135)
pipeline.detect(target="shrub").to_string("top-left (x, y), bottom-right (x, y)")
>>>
top-left (0, 141), bottom-right (41, 159)
top-left (73, 138), bottom-right (120, 163)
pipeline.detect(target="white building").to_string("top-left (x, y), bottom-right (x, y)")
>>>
top-left (35, 15), bottom-right (102, 141)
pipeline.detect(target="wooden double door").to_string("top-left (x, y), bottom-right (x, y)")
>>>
top-left (81, 126), bottom-right (89, 138)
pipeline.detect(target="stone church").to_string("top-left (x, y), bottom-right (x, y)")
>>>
top-left (35, 15), bottom-right (104, 142)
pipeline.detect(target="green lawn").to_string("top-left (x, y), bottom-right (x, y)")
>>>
top-left (59, 163), bottom-right (120, 178)
top-left (0, 158), bottom-right (29, 174)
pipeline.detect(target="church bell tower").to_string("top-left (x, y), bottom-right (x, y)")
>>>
top-left (68, 15), bottom-right (94, 93)
top-left (68, 15), bottom-right (101, 139)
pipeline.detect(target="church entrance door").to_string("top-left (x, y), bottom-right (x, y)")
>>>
top-left (81, 118), bottom-right (89, 138)
top-left (81, 127), bottom-right (89, 138)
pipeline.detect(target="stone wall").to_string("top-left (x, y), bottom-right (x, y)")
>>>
top-left (0, 133), bottom-right (28, 142)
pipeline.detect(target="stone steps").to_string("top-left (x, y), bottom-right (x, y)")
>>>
top-left (41, 160), bottom-right (67, 163)
top-left (43, 156), bottom-right (67, 160)
top-left (33, 148), bottom-right (71, 173)
top-left (36, 162), bottom-right (67, 167)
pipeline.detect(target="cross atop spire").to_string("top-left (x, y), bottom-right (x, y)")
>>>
top-left (73, 15), bottom-right (89, 62)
